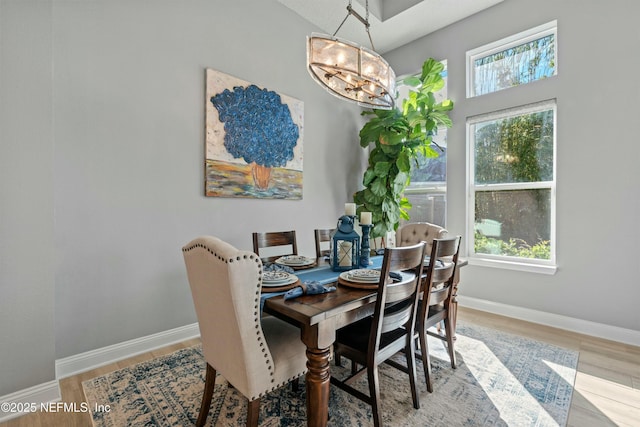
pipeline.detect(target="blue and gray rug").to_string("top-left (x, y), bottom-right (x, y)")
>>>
top-left (82, 322), bottom-right (578, 426)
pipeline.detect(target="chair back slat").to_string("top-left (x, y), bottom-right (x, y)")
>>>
top-left (421, 236), bottom-right (461, 308)
top-left (252, 230), bottom-right (298, 263)
top-left (314, 228), bottom-right (334, 258)
top-left (369, 243), bottom-right (427, 353)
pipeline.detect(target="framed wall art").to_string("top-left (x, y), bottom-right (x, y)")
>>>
top-left (205, 68), bottom-right (304, 199)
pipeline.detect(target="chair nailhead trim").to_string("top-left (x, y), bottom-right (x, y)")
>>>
top-left (185, 241), bottom-right (279, 381)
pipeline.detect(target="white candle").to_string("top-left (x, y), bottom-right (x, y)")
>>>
top-left (345, 203), bottom-right (356, 216)
top-left (339, 241), bottom-right (352, 266)
top-left (360, 211), bottom-right (372, 225)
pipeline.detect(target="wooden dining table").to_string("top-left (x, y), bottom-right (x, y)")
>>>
top-left (262, 257), bottom-right (466, 427)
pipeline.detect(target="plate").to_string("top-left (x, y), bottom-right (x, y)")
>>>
top-left (340, 270), bottom-right (381, 284)
top-left (275, 256), bottom-right (315, 266)
top-left (347, 269), bottom-right (381, 282)
top-left (262, 274), bottom-right (299, 288)
top-left (263, 271), bottom-right (291, 284)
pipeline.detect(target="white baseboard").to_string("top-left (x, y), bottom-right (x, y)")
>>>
top-left (0, 380), bottom-right (60, 422)
top-left (458, 296), bottom-right (640, 347)
top-left (2, 323), bottom-right (200, 423)
top-left (55, 322), bottom-right (200, 379)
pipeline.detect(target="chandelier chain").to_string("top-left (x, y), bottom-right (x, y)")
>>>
top-left (331, 0), bottom-right (376, 51)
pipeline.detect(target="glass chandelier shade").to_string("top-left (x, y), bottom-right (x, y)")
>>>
top-left (306, 0), bottom-right (396, 110)
top-left (307, 34), bottom-right (395, 109)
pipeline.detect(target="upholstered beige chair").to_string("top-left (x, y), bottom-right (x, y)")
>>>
top-left (182, 236), bottom-right (308, 427)
top-left (395, 222), bottom-right (447, 253)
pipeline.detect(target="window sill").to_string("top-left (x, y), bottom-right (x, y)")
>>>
top-left (468, 257), bottom-right (557, 275)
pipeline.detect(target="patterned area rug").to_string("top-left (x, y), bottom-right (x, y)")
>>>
top-left (82, 322), bottom-right (578, 426)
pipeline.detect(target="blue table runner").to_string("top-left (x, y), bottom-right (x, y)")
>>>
top-left (294, 256), bottom-right (383, 285)
top-left (260, 256), bottom-right (384, 313)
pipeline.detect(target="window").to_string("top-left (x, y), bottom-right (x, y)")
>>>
top-left (467, 100), bottom-right (556, 273)
top-left (467, 21), bottom-right (557, 98)
top-left (397, 62), bottom-right (448, 227)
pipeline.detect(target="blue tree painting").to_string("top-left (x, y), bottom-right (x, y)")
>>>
top-left (205, 69), bottom-right (303, 199)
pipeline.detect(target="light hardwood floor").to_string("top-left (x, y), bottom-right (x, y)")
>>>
top-left (2, 307), bottom-right (638, 426)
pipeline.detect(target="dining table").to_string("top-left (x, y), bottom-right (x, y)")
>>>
top-left (262, 255), bottom-right (466, 427)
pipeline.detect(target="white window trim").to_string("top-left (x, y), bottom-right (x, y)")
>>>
top-left (466, 99), bottom-right (557, 274)
top-left (466, 20), bottom-right (558, 98)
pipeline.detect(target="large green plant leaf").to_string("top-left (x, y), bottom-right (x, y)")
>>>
top-left (393, 171), bottom-right (409, 194)
top-left (396, 151), bottom-right (411, 173)
top-left (362, 169), bottom-right (376, 186)
top-left (354, 57), bottom-right (454, 238)
top-left (362, 188), bottom-right (384, 205)
top-left (371, 177), bottom-right (388, 197)
top-left (373, 162), bottom-right (391, 176)
top-left (403, 76), bottom-right (422, 87)
top-left (421, 58), bottom-right (444, 80)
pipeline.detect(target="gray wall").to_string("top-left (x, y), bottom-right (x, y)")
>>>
top-left (1, 0), bottom-right (366, 396)
top-left (0, 0), bottom-right (56, 396)
top-left (385, 0), bottom-right (640, 331)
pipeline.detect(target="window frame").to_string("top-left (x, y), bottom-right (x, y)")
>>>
top-left (466, 20), bottom-right (558, 98)
top-left (466, 99), bottom-right (557, 274)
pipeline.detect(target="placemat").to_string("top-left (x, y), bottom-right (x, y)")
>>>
top-left (337, 276), bottom-right (379, 290)
top-left (261, 279), bottom-right (300, 292)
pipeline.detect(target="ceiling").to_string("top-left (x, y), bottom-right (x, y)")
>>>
top-left (278, 0), bottom-right (504, 53)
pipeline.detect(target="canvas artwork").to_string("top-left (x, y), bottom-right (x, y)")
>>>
top-left (205, 68), bottom-right (304, 199)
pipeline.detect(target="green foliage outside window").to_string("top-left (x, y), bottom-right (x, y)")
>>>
top-left (474, 231), bottom-right (551, 259)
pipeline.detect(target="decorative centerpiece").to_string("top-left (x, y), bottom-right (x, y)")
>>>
top-left (330, 215), bottom-right (361, 272)
top-left (359, 212), bottom-right (372, 267)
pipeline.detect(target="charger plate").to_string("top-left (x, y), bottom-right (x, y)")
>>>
top-left (337, 272), bottom-right (380, 290)
top-left (261, 278), bottom-right (301, 293)
top-left (275, 256), bottom-right (317, 270)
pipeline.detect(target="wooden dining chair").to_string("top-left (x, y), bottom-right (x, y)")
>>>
top-left (252, 230), bottom-right (298, 263)
top-left (182, 236), bottom-right (308, 427)
top-left (331, 242), bottom-right (427, 427)
top-left (415, 236), bottom-right (461, 392)
top-left (314, 228), bottom-right (334, 259)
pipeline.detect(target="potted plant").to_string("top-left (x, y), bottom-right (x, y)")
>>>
top-left (354, 58), bottom-right (454, 238)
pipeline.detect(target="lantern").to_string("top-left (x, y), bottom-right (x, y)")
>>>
top-left (330, 215), bottom-right (361, 271)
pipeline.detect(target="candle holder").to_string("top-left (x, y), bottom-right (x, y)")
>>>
top-left (360, 224), bottom-right (372, 268)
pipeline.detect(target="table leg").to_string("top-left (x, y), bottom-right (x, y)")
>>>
top-left (451, 264), bottom-right (461, 341)
top-left (305, 346), bottom-right (331, 427)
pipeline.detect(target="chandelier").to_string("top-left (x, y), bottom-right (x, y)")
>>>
top-left (306, 0), bottom-right (396, 110)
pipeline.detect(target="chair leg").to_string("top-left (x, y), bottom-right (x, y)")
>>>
top-left (196, 363), bottom-right (216, 427)
top-left (246, 398), bottom-right (261, 427)
top-left (444, 316), bottom-right (457, 369)
top-left (418, 326), bottom-right (433, 393)
top-left (406, 335), bottom-right (420, 409)
top-left (367, 365), bottom-right (383, 427)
